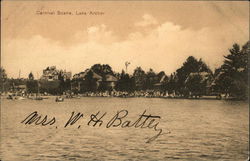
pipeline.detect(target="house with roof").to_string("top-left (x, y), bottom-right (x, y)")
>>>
top-left (101, 74), bottom-right (118, 90)
top-left (154, 74), bottom-right (168, 90)
top-left (185, 71), bottom-right (214, 95)
top-left (41, 66), bottom-right (71, 81)
top-left (71, 69), bottom-right (118, 92)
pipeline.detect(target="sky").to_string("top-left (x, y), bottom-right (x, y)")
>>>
top-left (1, 1), bottom-right (249, 78)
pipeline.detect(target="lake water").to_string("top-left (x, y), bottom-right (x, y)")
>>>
top-left (0, 97), bottom-right (249, 161)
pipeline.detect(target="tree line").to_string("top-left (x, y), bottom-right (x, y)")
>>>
top-left (0, 41), bottom-right (249, 100)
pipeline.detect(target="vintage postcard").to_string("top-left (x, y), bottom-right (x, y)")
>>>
top-left (1, 1), bottom-right (249, 161)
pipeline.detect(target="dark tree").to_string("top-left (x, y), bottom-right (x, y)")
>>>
top-left (214, 41), bottom-right (249, 99)
top-left (145, 68), bottom-right (157, 90)
top-left (0, 67), bottom-right (8, 92)
top-left (26, 80), bottom-right (38, 93)
top-left (115, 70), bottom-right (134, 91)
top-left (133, 67), bottom-right (146, 90)
top-left (175, 56), bottom-right (212, 96)
top-left (28, 72), bottom-right (34, 80)
top-left (164, 73), bottom-right (178, 95)
top-left (185, 73), bottom-right (205, 97)
top-left (83, 70), bottom-right (99, 92)
top-left (91, 64), bottom-right (114, 77)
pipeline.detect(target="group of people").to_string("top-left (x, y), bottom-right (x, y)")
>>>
top-left (79, 90), bottom-right (176, 98)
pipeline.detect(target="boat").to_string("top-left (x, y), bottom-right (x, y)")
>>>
top-left (7, 94), bottom-right (26, 100)
top-left (55, 96), bottom-right (64, 102)
top-left (7, 94), bottom-right (14, 99)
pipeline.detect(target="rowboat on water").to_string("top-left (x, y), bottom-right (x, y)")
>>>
top-left (55, 96), bottom-right (64, 102)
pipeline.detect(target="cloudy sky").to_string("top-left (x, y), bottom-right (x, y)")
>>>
top-left (1, 1), bottom-right (249, 78)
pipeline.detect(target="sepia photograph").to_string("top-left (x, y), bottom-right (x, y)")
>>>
top-left (0, 0), bottom-right (249, 161)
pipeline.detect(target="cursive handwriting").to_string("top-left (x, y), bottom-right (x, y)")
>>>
top-left (106, 110), bottom-right (168, 143)
top-left (21, 110), bottom-right (170, 143)
top-left (64, 112), bottom-right (84, 128)
top-left (21, 111), bottom-right (56, 126)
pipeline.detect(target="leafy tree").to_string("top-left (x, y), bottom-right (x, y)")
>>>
top-left (91, 64), bottom-right (114, 77)
top-left (54, 71), bottom-right (71, 94)
top-left (164, 73), bottom-right (178, 95)
top-left (215, 41), bottom-right (249, 99)
top-left (175, 56), bottom-right (212, 95)
top-left (185, 73), bottom-right (207, 97)
top-left (133, 67), bottom-right (146, 90)
top-left (0, 67), bottom-right (8, 92)
top-left (0, 67), bottom-right (7, 81)
top-left (40, 80), bottom-right (60, 95)
top-left (28, 72), bottom-right (34, 80)
top-left (84, 64), bottom-right (116, 91)
top-left (115, 70), bottom-right (134, 91)
top-left (145, 68), bottom-right (157, 90)
top-left (26, 80), bottom-right (38, 93)
top-left (82, 70), bottom-right (99, 92)
top-left (26, 72), bottom-right (37, 93)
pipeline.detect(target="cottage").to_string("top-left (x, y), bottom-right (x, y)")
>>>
top-left (154, 75), bottom-right (168, 90)
top-left (41, 66), bottom-right (71, 81)
top-left (71, 69), bottom-right (103, 92)
top-left (185, 72), bottom-right (214, 95)
top-left (102, 74), bottom-right (118, 90)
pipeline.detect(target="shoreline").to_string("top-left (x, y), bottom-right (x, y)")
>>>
top-left (1, 94), bottom-right (247, 101)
